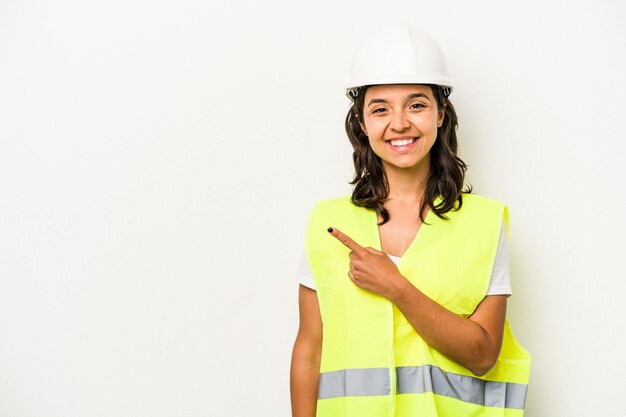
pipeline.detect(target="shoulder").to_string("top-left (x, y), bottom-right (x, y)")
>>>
top-left (457, 193), bottom-right (509, 233)
top-left (304, 196), bottom-right (353, 252)
top-left (308, 195), bottom-right (357, 218)
top-left (305, 195), bottom-right (372, 241)
top-left (459, 193), bottom-right (507, 216)
top-left (461, 193), bottom-right (506, 209)
top-left (311, 195), bottom-right (352, 210)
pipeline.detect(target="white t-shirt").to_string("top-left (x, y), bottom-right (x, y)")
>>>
top-left (298, 220), bottom-right (512, 296)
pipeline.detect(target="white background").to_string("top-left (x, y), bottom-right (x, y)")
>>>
top-left (1, 1), bottom-right (625, 416)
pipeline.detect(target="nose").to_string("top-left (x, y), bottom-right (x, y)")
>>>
top-left (390, 110), bottom-right (410, 131)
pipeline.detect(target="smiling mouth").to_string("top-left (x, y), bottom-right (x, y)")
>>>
top-left (387, 137), bottom-right (417, 147)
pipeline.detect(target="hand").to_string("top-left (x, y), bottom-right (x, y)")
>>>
top-left (327, 227), bottom-right (406, 299)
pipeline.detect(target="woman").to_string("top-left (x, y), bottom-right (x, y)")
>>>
top-left (290, 22), bottom-right (530, 417)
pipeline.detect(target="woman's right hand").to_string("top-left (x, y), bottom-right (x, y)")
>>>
top-left (327, 227), bottom-right (407, 300)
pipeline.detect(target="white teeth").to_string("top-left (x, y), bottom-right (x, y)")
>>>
top-left (389, 138), bottom-right (415, 146)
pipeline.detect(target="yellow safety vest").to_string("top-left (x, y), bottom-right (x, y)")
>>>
top-left (305, 194), bottom-right (531, 417)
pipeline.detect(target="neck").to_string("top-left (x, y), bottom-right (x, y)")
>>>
top-left (383, 158), bottom-right (431, 202)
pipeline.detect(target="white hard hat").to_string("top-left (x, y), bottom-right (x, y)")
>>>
top-left (345, 22), bottom-right (454, 98)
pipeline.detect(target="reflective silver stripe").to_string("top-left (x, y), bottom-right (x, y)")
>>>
top-left (318, 368), bottom-right (390, 399)
top-left (319, 365), bottom-right (527, 410)
top-left (396, 365), bottom-right (527, 410)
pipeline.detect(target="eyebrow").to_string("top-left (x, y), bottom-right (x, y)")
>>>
top-left (367, 93), bottom-right (431, 107)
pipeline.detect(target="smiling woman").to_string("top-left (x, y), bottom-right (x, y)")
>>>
top-left (348, 83), bottom-right (462, 226)
top-left (362, 85), bottom-right (442, 172)
top-left (290, 21), bottom-right (531, 417)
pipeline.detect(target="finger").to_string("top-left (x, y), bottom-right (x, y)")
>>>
top-left (365, 247), bottom-right (384, 255)
top-left (327, 227), bottom-right (366, 254)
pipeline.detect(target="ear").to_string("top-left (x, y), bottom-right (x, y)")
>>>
top-left (437, 106), bottom-right (445, 128)
top-left (357, 114), bottom-right (368, 135)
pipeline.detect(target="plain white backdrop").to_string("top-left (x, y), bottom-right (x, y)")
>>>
top-left (1, 1), bottom-right (625, 416)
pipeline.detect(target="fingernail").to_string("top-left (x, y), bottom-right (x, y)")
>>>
top-left (327, 227), bottom-right (333, 233)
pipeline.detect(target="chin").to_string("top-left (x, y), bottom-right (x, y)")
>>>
top-left (386, 159), bottom-right (425, 170)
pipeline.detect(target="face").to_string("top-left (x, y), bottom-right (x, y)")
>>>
top-left (360, 84), bottom-right (444, 174)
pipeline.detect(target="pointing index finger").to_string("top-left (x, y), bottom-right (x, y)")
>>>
top-left (327, 227), bottom-right (365, 254)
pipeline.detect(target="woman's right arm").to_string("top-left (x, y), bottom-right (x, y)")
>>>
top-left (290, 284), bottom-right (322, 417)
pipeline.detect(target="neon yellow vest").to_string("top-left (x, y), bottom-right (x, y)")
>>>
top-left (305, 194), bottom-right (531, 417)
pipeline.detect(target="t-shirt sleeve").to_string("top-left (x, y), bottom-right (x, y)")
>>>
top-left (298, 248), bottom-right (317, 290)
top-left (486, 220), bottom-right (512, 296)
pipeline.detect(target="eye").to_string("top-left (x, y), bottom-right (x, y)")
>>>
top-left (409, 102), bottom-right (426, 110)
top-left (371, 107), bottom-right (387, 114)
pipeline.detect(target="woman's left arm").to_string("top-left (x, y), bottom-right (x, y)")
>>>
top-left (328, 227), bottom-right (506, 377)
top-left (392, 285), bottom-right (507, 377)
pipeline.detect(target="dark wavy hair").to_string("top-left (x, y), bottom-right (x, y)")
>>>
top-left (345, 85), bottom-right (471, 225)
